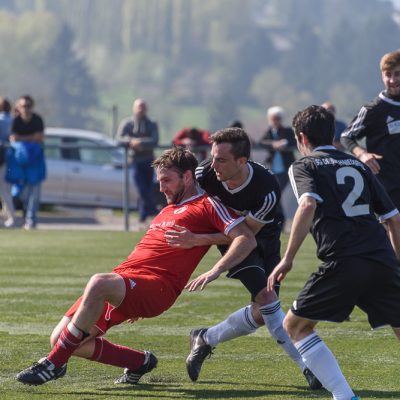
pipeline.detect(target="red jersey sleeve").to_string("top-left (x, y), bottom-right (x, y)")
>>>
top-left (204, 196), bottom-right (245, 235)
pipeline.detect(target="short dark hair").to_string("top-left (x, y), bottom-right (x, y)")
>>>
top-left (18, 95), bottom-right (35, 108)
top-left (152, 146), bottom-right (198, 178)
top-left (0, 97), bottom-right (11, 113)
top-left (292, 105), bottom-right (335, 147)
top-left (211, 127), bottom-right (250, 159)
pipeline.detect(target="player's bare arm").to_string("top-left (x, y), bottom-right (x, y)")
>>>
top-left (384, 213), bottom-right (400, 259)
top-left (165, 215), bottom-right (264, 249)
top-left (267, 196), bottom-right (316, 291)
top-left (164, 225), bottom-right (230, 248)
top-left (352, 145), bottom-right (382, 175)
top-left (185, 222), bottom-right (256, 291)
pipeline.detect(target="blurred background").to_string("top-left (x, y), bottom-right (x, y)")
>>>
top-left (1, 0), bottom-right (400, 143)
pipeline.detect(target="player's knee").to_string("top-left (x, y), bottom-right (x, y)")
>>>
top-left (86, 273), bottom-right (113, 296)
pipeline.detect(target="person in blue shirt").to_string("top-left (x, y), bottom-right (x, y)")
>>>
top-left (0, 97), bottom-right (15, 227)
top-left (11, 95), bottom-right (46, 230)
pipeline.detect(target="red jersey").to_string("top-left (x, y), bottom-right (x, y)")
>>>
top-left (113, 193), bottom-right (244, 292)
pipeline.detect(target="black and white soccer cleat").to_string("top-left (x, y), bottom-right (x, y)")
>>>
top-left (303, 367), bottom-right (323, 390)
top-left (114, 350), bottom-right (158, 385)
top-left (16, 357), bottom-right (67, 386)
top-left (186, 328), bottom-right (213, 382)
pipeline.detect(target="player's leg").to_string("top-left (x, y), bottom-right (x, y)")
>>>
top-left (50, 316), bottom-right (156, 385)
top-left (186, 266), bottom-right (320, 388)
top-left (16, 273), bottom-right (127, 385)
top-left (285, 311), bottom-right (357, 400)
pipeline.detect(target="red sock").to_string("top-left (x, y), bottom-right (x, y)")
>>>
top-left (90, 337), bottom-right (145, 371)
top-left (47, 324), bottom-right (83, 367)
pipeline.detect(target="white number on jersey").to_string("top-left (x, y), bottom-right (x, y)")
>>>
top-left (336, 167), bottom-right (369, 217)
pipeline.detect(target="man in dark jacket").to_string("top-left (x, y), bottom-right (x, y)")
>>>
top-left (117, 99), bottom-right (159, 223)
top-left (259, 106), bottom-right (296, 190)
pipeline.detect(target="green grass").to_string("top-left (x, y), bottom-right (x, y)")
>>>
top-left (1, 230), bottom-right (400, 399)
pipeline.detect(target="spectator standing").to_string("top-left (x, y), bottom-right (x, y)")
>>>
top-left (341, 50), bottom-right (400, 209)
top-left (259, 106), bottom-right (297, 228)
top-left (0, 97), bottom-right (15, 227)
top-left (321, 101), bottom-right (347, 150)
top-left (260, 106), bottom-right (296, 188)
top-left (117, 99), bottom-right (159, 223)
top-left (10, 95), bottom-right (46, 230)
top-left (172, 127), bottom-right (210, 161)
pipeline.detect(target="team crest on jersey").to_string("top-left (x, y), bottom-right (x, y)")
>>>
top-left (387, 118), bottom-right (400, 135)
top-left (174, 206), bottom-right (188, 214)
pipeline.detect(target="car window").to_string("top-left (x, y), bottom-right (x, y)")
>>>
top-left (62, 137), bottom-right (80, 160)
top-left (76, 139), bottom-right (113, 165)
top-left (44, 136), bottom-right (63, 160)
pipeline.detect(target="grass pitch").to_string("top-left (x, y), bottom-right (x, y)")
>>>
top-left (1, 230), bottom-right (400, 399)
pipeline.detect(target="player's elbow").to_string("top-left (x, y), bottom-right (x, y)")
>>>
top-left (243, 233), bottom-right (257, 251)
top-left (299, 196), bottom-right (317, 214)
top-left (385, 213), bottom-right (400, 237)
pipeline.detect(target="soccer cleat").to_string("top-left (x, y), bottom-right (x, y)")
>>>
top-left (16, 357), bottom-right (67, 385)
top-left (186, 328), bottom-right (213, 382)
top-left (350, 397), bottom-right (360, 400)
top-left (303, 367), bottom-right (323, 390)
top-left (114, 351), bottom-right (158, 385)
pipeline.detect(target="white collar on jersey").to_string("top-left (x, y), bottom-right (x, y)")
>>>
top-left (176, 185), bottom-right (204, 205)
top-left (314, 145), bottom-right (336, 151)
top-left (379, 91), bottom-right (400, 106)
top-left (221, 162), bottom-right (254, 194)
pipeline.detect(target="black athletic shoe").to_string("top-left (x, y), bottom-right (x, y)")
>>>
top-left (114, 351), bottom-right (158, 385)
top-left (186, 328), bottom-right (213, 382)
top-left (16, 357), bottom-right (67, 386)
top-left (303, 367), bottom-right (323, 390)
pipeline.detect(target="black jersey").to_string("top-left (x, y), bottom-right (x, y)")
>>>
top-left (341, 92), bottom-right (400, 194)
top-left (289, 146), bottom-right (398, 261)
top-left (195, 159), bottom-right (281, 234)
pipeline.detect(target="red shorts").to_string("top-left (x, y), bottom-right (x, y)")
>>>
top-left (65, 273), bottom-right (179, 334)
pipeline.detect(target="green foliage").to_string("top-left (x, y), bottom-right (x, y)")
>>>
top-left (1, 230), bottom-right (400, 399)
top-left (0, 0), bottom-right (399, 133)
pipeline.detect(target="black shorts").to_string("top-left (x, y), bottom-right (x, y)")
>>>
top-left (291, 255), bottom-right (400, 328)
top-left (217, 224), bottom-right (281, 300)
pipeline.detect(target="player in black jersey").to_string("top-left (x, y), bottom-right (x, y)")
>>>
top-left (341, 49), bottom-right (400, 209)
top-left (268, 105), bottom-right (400, 400)
top-left (165, 127), bottom-right (321, 389)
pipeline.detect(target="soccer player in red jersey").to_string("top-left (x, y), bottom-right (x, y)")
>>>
top-left (16, 147), bottom-right (256, 386)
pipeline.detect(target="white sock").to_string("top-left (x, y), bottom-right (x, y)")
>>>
top-left (259, 300), bottom-right (305, 369)
top-left (205, 305), bottom-right (260, 347)
top-left (295, 332), bottom-right (355, 400)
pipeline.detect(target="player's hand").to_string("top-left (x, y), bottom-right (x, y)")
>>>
top-left (164, 225), bottom-right (196, 248)
top-left (267, 258), bottom-right (293, 291)
top-left (185, 268), bottom-right (221, 291)
top-left (359, 152), bottom-right (382, 175)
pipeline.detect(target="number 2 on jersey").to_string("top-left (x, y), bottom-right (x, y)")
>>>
top-left (336, 166), bottom-right (369, 217)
